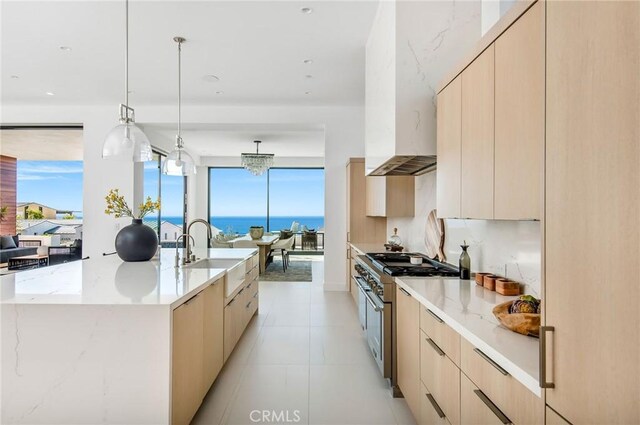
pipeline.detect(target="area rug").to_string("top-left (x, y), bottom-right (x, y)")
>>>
top-left (260, 259), bottom-right (313, 282)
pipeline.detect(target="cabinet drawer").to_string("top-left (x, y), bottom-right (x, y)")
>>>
top-left (420, 383), bottom-right (449, 425)
top-left (461, 373), bottom-right (509, 425)
top-left (420, 331), bottom-right (460, 425)
top-left (460, 338), bottom-right (542, 424)
top-left (420, 305), bottom-right (460, 365)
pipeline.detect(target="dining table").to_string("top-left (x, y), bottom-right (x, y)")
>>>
top-left (229, 234), bottom-right (280, 273)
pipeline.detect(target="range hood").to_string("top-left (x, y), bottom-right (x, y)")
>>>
top-left (368, 155), bottom-right (437, 176)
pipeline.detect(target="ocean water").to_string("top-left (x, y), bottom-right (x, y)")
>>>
top-left (156, 216), bottom-right (325, 235)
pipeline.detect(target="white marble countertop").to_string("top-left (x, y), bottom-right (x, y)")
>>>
top-left (349, 242), bottom-right (389, 255)
top-left (0, 248), bottom-right (257, 308)
top-left (395, 277), bottom-right (541, 397)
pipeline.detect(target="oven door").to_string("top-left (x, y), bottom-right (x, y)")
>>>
top-left (364, 290), bottom-right (385, 374)
top-left (354, 276), bottom-right (368, 331)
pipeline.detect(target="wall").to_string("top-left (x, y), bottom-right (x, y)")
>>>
top-left (388, 172), bottom-right (541, 297)
top-left (1, 103), bottom-right (363, 290)
top-left (0, 155), bottom-right (17, 235)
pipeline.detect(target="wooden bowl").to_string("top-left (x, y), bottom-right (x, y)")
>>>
top-left (475, 272), bottom-right (490, 286)
top-left (483, 275), bottom-right (499, 291)
top-left (495, 278), bottom-right (520, 296)
top-left (492, 301), bottom-right (540, 337)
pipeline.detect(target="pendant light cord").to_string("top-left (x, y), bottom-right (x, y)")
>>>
top-left (125, 0), bottom-right (129, 108)
top-left (178, 39), bottom-right (182, 142)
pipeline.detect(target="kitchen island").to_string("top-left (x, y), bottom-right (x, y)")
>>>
top-left (0, 248), bottom-right (259, 425)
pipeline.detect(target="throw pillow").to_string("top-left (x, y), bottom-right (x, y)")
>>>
top-left (12, 235), bottom-right (20, 247)
top-left (1, 235), bottom-right (17, 249)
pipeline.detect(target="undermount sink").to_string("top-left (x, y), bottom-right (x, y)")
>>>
top-left (184, 258), bottom-right (243, 269)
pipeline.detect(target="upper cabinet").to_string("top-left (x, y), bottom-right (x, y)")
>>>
top-left (365, 1), bottom-right (480, 177)
top-left (436, 2), bottom-right (543, 220)
top-left (347, 158), bottom-right (387, 241)
top-left (461, 45), bottom-right (495, 220)
top-left (366, 175), bottom-right (415, 218)
top-left (436, 77), bottom-right (462, 218)
top-left (494, 1), bottom-right (544, 220)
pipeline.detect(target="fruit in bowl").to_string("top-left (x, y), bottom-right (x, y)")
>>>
top-left (509, 295), bottom-right (541, 314)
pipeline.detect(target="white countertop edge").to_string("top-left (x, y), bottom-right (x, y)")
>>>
top-left (395, 279), bottom-right (542, 398)
top-left (168, 268), bottom-right (227, 309)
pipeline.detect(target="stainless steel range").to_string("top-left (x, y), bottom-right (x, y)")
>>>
top-left (353, 252), bottom-right (458, 396)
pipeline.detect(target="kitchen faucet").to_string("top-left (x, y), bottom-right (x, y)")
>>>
top-left (185, 219), bottom-right (213, 263)
top-left (175, 234), bottom-right (195, 267)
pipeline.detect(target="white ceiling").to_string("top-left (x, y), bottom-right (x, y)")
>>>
top-left (0, 128), bottom-right (84, 160)
top-left (141, 123), bottom-right (325, 157)
top-left (1, 1), bottom-right (379, 106)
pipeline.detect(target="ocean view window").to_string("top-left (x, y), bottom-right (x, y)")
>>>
top-left (144, 151), bottom-right (187, 247)
top-left (208, 167), bottom-right (324, 236)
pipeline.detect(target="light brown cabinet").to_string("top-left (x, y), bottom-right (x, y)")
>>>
top-left (436, 76), bottom-right (462, 218)
top-left (420, 383), bottom-right (448, 425)
top-left (365, 175), bottom-right (415, 218)
top-left (544, 1), bottom-right (640, 423)
top-left (224, 257), bottom-right (259, 362)
top-left (420, 331), bottom-right (460, 425)
top-left (494, 1), bottom-right (544, 220)
top-left (395, 285), bottom-right (421, 416)
top-left (202, 281), bottom-right (224, 395)
top-left (172, 292), bottom-right (205, 425)
top-left (461, 44), bottom-right (495, 220)
top-left (460, 373), bottom-right (508, 425)
top-left (346, 158), bottom-right (386, 243)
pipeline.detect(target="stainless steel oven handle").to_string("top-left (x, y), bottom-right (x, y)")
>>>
top-left (354, 276), bottom-right (368, 292)
top-left (363, 290), bottom-right (384, 312)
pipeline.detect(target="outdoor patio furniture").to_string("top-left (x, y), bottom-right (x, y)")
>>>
top-left (48, 245), bottom-right (82, 266)
top-left (302, 230), bottom-right (318, 251)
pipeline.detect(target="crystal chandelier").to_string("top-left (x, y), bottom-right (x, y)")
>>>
top-left (241, 141), bottom-right (274, 176)
top-left (102, 0), bottom-right (152, 162)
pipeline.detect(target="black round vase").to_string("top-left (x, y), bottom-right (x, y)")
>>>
top-left (115, 218), bottom-right (158, 262)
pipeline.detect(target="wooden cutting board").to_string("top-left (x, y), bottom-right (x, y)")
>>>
top-left (425, 209), bottom-right (446, 261)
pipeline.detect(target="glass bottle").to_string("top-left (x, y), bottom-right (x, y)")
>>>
top-left (459, 241), bottom-right (471, 280)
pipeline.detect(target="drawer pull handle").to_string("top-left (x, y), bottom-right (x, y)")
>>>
top-left (426, 337), bottom-right (445, 357)
top-left (473, 348), bottom-right (509, 376)
top-left (426, 393), bottom-right (446, 419)
top-left (539, 326), bottom-right (555, 388)
top-left (473, 389), bottom-right (511, 424)
top-left (426, 308), bottom-right (444, 323)
top-left (253, 292), bottom-right (259, 299)
top-left (246, 301), bottom-right (252, 309)
top-left (398, 287), bottom-right (411, 297)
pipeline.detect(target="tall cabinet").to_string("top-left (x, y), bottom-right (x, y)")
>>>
top-left (544, 1), bottom-right (639, 423)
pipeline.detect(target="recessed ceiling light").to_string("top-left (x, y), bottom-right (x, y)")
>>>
top-left (216, 91), bottom-right (224, 95)
top-left (301, 7), bottom-right (313, 14)
top-left (10, 75), bottom-right (19, 79)
top-left (204, 74), bottom-right (220, 82)
top-left (305, 91), bottom-right (312, 95)
top-left (46, 92), bottom-right (55, 96)
top-left (305, 74), bottom-right (313, 79)
top-left (59, 46), bottom-right (72, 51)
top-left (303, 59), bottom-right (313, 64)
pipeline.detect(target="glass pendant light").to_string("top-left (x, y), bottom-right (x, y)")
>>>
top-left (103, 0), bottom-right (152, 162)
top-left (162, 37), bottom-right (196, 176)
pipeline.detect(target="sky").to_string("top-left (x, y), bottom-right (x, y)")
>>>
top-left (17, 161), bottom-right (83, 213)
top-left (16, 161), bottom-right (324, 219)
top-left (209, 168), bottom-right (325, 217)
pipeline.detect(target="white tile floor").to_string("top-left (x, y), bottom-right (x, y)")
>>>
top-left (192, 257), bottom-right (416, 425)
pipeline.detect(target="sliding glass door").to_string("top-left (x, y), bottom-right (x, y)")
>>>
top-left (208, 167), bottom-right (324, 235)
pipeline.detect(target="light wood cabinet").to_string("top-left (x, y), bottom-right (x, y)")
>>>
top-left (420, 331), bottom-right (460, 425)
top-left (546, 407), bottom-right (570, 425)
top-left (202, 280), bottom-right (224, 395)
top-left (420, 383), bottom-right (448, 425)
top-left (396, 285), bottom-right (421, 418)
top-left (365, 175), bottom-right (415, 217)
top-left (436, 76), bottom-right (462, 219)
top-left (494, 1), bottom-right (544, 220)
top-left (419, 306), bottom-right (460, 366)
top-left (172, 292), bottom-right (204, 425)
top-left (461, 44), bottom-right (494, 220)
top-left (346, 158), bottom-right (386, 243)
top-left (460, 338), bottom-right (542, 424)
top-left (544, 1), bottom-right (640, 423)
top-left (460, 373), bottom-right (507, 425)
top-left (348, 247), bottom-right (358, 305)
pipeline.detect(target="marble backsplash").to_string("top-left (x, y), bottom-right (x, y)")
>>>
top-left (387, 172), bottom-right (542, 298)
